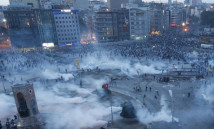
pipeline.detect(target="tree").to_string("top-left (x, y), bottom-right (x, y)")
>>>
top-left (201, 11), bottom-right (214, 27)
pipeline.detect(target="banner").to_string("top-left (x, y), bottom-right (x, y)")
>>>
top-left (76, 59), bottom-right (80, 67)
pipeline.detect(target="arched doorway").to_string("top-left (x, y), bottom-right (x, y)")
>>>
top-left (17, 92), bottom-right (29, 118)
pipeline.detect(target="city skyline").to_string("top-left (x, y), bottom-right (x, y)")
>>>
top-left (0, 0), bottom-right (213, 6)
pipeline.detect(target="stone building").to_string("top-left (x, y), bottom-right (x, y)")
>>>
top-left (11, 84), bottom-right (44, 129)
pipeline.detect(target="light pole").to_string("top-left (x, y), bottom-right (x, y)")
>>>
top-left (1, 76), bottom-right (6, 93)
top-left (2, 18), bottom-right (7, 28)
top-left (168, 89), bottom-right (174, 122)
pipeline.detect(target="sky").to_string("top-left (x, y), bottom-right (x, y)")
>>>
top-left (0, 0), bottom-right (213, 6)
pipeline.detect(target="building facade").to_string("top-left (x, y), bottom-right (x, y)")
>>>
top-left (9, 0), bottom-right (41, 8)
top-left (3, 6), bottom-right (57, 48)
top-left (169, 7), bottom-right (186, 26)
top-left (150, 4), bottom-right (170, 34)
top-left (107, 0), bottom-right (129, 9)
top-left (129, 7), bottom-right (150, 40)
top-left (94, 8), bottom-right (130, 42)
top-left (52, 9), bottom-right (81, 45)
top-left (72, 0), bottom-right (89, 10)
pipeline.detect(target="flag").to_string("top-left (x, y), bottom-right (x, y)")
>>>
top-left (206, 67), bottom-right (213, 72)
top-left (102, 84), bottom-right (108, 88)
top-left (136, 70), bottom-right (139, 75)
top-left (76, 59), bottom-right (80, 67)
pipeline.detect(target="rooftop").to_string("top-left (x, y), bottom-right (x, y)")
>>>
top-left (12, 83), bottom-right (32, 88)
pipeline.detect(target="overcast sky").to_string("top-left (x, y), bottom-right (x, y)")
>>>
top-left (0, 0), bottom-right (213, 6)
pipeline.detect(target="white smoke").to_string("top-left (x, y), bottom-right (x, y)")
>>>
top-left (136, 96), bottom-right (179, 124)
top-left (0, 94), bottom-right (16, 120)
top-left (197, 80), bottom-right (214, 103)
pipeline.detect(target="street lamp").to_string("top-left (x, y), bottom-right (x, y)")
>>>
top-left (168, 89), bottom-right (174, 122)
top-left (2, 18), bottom-right (7, 23)
top-left (182, 22), bottom-right (186, 27)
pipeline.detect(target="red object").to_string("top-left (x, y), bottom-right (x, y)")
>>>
top-left (171, 24), bottom-right (176, 27)
top-left (136, 70), bottom-right (139, 75)
top-left (102, 84), bottom-right (108, 88)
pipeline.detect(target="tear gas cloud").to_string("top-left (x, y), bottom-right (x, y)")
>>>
top-left (136, 96), bottom-right (178, 124)
top-left (0, 94), bottom-right (16, 119)
top-left (0, 48), bottom-right (206, 128)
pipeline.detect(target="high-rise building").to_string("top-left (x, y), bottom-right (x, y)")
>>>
top-left (169, 7), bottom-right (186, 26)
top-left (184, 0), bottom-right (190, 5)
top-left (168, 0), bottom-right (172, 5)
top-left (3, 5), bottom-right (57, 48)
top-left (9, 0), bottom-right (41, 8)
top-left (72, 0), bottom-right (89, 10)
top-left (52, 9), bottom-right (81, 45)
top-left (190, 0), bottom-right (202, 6)
top-left (150, 4), bottom-right (170, 34)
top-left (129, 7), bottom-right (150, 40)
top-left (94, 8), bottom-right (130, 42)
top-left (40, 0), bottom-right (75, 9)
top-left (107, 0), bottom-right (129, 9)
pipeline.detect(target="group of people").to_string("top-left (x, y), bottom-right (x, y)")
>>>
top-left (0, 115), bottom-right (17, 129)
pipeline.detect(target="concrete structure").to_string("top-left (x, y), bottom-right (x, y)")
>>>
top-left (121, 3), bottom-right (138, 9)
top-left (169, 7), bottom-right (186, 26)
top-left (184, 0), bottom-right (190, 5)
top-left (40, 0), bottom-right (75, 9)
top-left (129, 7), bottom-right (150, 40)
top-left (0, 6), bottom-right (8, 27)
top-left (190, 0), bottom-right (202, 6)
top-left (11, 84), bottom-right (44, 129)
top-left (52, 9), bottom-right (81, 45)
top-left (150, 4), bottom-right (170, 34)
top-left (72, 0), bottom-right (89, 10)
top-left (128, 0), bottom-right (144, 7)
top-left (9, 0), bottom-right (41, 8)
top-left (3, 5), bottom-right (57, 48)
top-left (168, 0), bottom-right (172, 5)
top-left (89, 0), bottom-right (104, 10)
top-left (94, 8), bottom-right (130, 42)
top-left (107, 0), bottom-right (129, 9)
top-left (190, 6), bottom-right (203, 17)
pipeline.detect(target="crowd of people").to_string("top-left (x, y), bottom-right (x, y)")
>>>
top-left (0, 27), bottom-right (214, 128)
top-left (0, 115), bottom-right (17, 129)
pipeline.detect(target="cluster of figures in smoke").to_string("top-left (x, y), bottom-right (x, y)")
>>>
top-left (0, 115), bottom-right (18, 129)
top-left (0, 30), bottom-right (214, 129)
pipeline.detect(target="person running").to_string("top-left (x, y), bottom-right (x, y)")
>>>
top-left (188, 92), bottom-right (191, 98)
